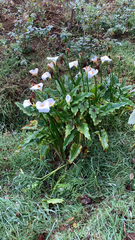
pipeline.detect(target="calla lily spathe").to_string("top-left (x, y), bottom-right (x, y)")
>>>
top-left (41, 72), bottom-right (51, 80)
top-left (29, 68), bottom-right (39, 76)
top-left (128, 109), bottom-right (135, 124)
top-left (47, 98), bottom-right (55, 106)
top-left (83, 66), bottom-right (91, 72)
top-left (30, 83), bottom-right (43, 90)
top-left (75, 72), bottom-right (81, 78)
top-left (69, 60), bottom-right (78, 68)
top-left (66, 94), bottom-right (71, 104)
top-left (36, 100), bottom-right (50, 113)
top-left (23, 100), bottom-right (32, 108)
top-left (36, 98), bottom-right (55, 113)
top-left (88, 68), bottom-right (98, 78)
top-left (91, 56), bottom-right (98, 64)
top-left (47, 62), bottom-right (54, 69)
top-left (101, 56), bottom-right (112, 63)
top-left (47, 56), bottom-right (59, 63)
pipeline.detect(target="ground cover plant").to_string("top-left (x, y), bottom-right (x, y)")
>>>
top-left (0, 0), bottom-right (135, 239)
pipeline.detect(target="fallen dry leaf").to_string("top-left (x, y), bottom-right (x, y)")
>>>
top-left (38, 234), bottom-right (45, 240)
top-left (73, 222), bottom-right (77, 228)
top-left (78, 194), bottom-right (92, 205)
top-left (129, 173), bottom-right (134, 180)
top-left (67, 217), bottom-right (74, 222)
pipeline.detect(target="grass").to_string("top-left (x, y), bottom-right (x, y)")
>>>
top-left (0, 117), bottom-right (135, 239)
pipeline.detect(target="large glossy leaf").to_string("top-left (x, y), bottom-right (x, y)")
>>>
top-left (64, 75), bottom-right (73, 91)
top-left (73, 92), bottom-right (94, 105)
top-left (63, 129), bottom-right (76, 150)
top-left (120, 78), bottom-right (126, 88)
top-left (100, 102), bottom-right (127, 116)
top-left (120, 85), bottom-right (133, 93)
top-left (65, 123), bottom-right (75, 138)
top-left (56, 80), bottom-right (64, 95)
top-left (89, 105), bottom-right (100, 125)
top-left (79, 100), bottom-right (89, 115)
top-left (46, 88), bottom-right (60, 97)
top-left (21, 120), bottom-right (38, 130)
top-left (95, 129), bottom-right (109, 150)
top-left (77, 121), bottom-right (91, 141)
top-left (68, 143), bottom-right (82, 164)
top-left (40, 145), bottom-right (49, 159)
top-left (70, 85), bottom-right (79, 96)
top-left (21, 130), bottom-right (41, 148)
top-left (120, 97), bottom-right (135, 107)
top-left (71, 105), bottom-right (78, 115)
top-left (16, 102), bottom-right (38, 116)
top-left (103, 73), bottom-right (119, 87)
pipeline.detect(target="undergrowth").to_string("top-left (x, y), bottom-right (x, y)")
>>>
top-left (0, 117), bottom-right (135, 239)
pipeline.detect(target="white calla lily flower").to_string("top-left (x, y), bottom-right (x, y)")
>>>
top-left (29, 68), bottom-right (39, 76)
top-left (23, 100), bottom-right (32, 108)
top-left (69, 60), bottom-right (78, 68)
top-left (66, 94), bottom-right (71, 104)
top-left (75, 72), bottom-right (81, 78)
top-left (30, 83), bottom-right (43, 91)
top-left (41, 72), bottom-right (51, 81)
top-left (47, 98), bottom-right (55, 106)
top-left (47, 56), bottom-right (59, 63)
top-left (88, 68), bottom-right (98, 78)
top-left (36, 98), bottom-right (55, 113)
top-left (47, 62), bottom-right (54, 69)
top-left (91, 56), bottom-right (98, 64)
top-left (83, 66), bottom-right (91, 72)
top-left (36, 100), bottom-right (50, 113)
top-left (101, 56), bottom-right (112, 63)
top-left (128, 109), bottom-right (135, 124)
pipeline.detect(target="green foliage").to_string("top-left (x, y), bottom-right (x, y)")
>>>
top-left (60, 28), bottom-right (72, 43)
top-left (16, 54), bottom-right (135, 163)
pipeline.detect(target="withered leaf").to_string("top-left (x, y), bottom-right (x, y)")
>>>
top-left (129, 173), bottom-right (134, 180)
top-left (38, 234), bottom-right (45, 240)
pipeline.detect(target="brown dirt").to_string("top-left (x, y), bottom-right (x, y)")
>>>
top-left (0, 14), bottom-right (14, 32)
top-left (0, 1), bottom-right (66, 48)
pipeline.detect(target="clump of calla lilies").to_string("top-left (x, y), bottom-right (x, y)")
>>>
top-left (16, 52), bottom-right (135, 164)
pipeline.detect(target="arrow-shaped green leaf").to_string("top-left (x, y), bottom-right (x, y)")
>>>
top-left (63, 129), bottom-right (76, 150)
top-left (89, 105), bottom-right (100, 125)
top-left (95, 129), bottom-right (109, 150)
top-left (68, 143), bottom-right (82, 164)
top-left (77, 121), bottom-right (91, 141)
top-left (65, 123), bottom-right (75, 138)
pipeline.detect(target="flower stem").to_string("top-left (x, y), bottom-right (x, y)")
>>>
top-left (94, 76), bottom-right (97, 103)
top-left (110, 61), bottom-right (113, 102)
top-left (118, 59), bottom-right (121, 79)
top-left (100, 63), bottom-right (103, 84)
top-left (64, 58), bottom-right (75, 85)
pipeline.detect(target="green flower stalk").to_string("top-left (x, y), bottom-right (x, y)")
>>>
top-left (117, 56), bottom-right (122, 79)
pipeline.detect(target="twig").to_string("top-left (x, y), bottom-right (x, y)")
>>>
top-left (81, 7), bottom-right (86, 43)
top-left (68, 8), bottom-right (75, 31)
